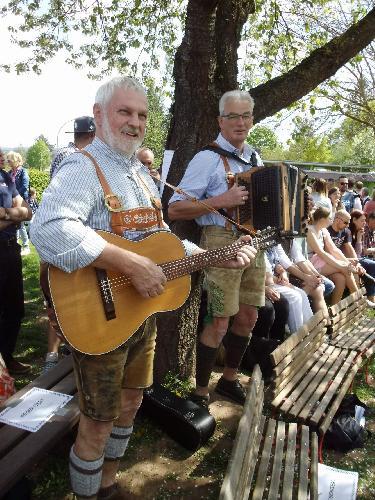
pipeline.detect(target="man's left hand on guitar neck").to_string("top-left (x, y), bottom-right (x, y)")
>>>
top-left (193, 234), bottom-right (257, 269)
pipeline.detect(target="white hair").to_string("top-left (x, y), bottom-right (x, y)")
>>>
top-left (219, 90), bottom-right (254, 116)
top-left (95, 76), bottom-right (146, 107)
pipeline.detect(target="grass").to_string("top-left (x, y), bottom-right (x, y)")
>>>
top-left (9, 246), bottom-right (375, 499)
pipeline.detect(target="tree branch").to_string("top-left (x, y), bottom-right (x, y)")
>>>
top-left (250, 7), bottom-right (375, 123)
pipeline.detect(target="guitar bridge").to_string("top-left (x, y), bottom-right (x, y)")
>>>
top-left (95, 268), bottom-right (116, 321)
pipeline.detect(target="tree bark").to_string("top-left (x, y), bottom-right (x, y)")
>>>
top-left (154, 0), bottom-right (255, 382)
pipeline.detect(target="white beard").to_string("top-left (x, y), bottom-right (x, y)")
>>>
top-left (102, 114), bottom-right (143, 157)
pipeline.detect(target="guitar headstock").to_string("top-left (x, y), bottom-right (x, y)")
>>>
top-left (253, 227), bottom-right (282, 250)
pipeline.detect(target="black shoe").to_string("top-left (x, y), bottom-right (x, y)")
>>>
top-left (188, 392), bottom-right (210, 409)
top-left (60, 344), bottom-right (71, 356)
top-left (6, 357), bottom-right (31, 375)
top-left (215, 377), bottom-right (246, 405)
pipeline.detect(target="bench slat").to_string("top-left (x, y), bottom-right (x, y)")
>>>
top-left (274, 345), bottom-right (334, 410)
top-left (330, 304), bottom-right (368, 336)
top-left (319, 354), bottom-right (364, 434)
top-left (252, 419), bottom-right (276, 500)
top-left (298, 425), bottom-right (310, 500)
top-left (270, 340), bottom-right (324, 397)
top-left (330, 298), bottom-right (366, 327)
top-left (291, 347), bottom-right (348, 421)
top-left (310, 431), bottom-right (319, 500)
top-left (329, 288), bottom-right (365, 317)
top-left (309, 350), bottom-right (358, 426)
top-left (268, 421), bottom-right (285, 498)
top-left (273, 323), bottom-right (325, 377)
top-left (281, 422), bottom-right (297, 500)
top-left (219, 365), bottom-right (264, 500)
top-left (271, 312), bottom-right (325, 367)
top-left (330, 320), bottom-right (375, 354)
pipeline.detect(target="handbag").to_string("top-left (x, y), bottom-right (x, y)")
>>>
top-left (324, 394), bottom-right (370, 452)
top-left (0, 354), bottom-right (15, 406)
top-left (141, 383), bottom-right (216, 451)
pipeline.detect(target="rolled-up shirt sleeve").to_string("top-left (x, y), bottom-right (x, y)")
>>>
top-left (168, 151), bottom-right (223, 204)
top-left (30, 154), bottom-right (107, 272)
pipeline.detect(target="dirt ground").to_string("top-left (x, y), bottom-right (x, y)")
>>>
top-left (105, 370), bottom-right (247, 500)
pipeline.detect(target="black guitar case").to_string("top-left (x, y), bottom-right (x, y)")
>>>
top-left (141, 383), bottom-right (216, 451)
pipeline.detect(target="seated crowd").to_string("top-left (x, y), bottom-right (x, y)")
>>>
top-left (251, 178), bottom-right (375, 364)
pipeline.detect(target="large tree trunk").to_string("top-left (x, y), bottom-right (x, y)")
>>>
top-left (154, 0), bottom-right (255, 382)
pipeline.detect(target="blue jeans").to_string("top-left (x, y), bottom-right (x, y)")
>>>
top-left (322, 276), bottom-right (335, 297)
top-left (359, 257), bottom-right (375, 297)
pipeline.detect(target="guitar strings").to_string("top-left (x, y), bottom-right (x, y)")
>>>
top-left (101, 234), bottom-right (277, 293)
top-left (104, 239), bottom-right (255, 292)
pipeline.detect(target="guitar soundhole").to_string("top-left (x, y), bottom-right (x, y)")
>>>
top-left (95, 268), bottom-right (116, 321)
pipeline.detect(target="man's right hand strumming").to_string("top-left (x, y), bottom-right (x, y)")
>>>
top-left (127, 254), bottom-right (167, 298)
top-left (92, 242), bottom-right (167, 299)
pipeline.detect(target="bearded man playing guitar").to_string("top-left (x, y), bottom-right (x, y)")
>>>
top-left (30, 77), bottom-right (257, 500)
top-left (168, 90), bottom-right (265, 408)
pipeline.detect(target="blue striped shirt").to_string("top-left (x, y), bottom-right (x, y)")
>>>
top-left (168, 133), bottom-right (263, 227)
top-left (30, 137), bottom-right (197, 272)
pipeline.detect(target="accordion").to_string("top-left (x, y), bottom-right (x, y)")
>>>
top-left (235, 163), bottom-right (308, 235)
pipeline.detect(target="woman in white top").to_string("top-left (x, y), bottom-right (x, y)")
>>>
top-left (265, 246), bottom-right (313, 333)
top-left (311, 178), bottom-right (333, 218)
top-left (307, 206), bottom-right (358, 304)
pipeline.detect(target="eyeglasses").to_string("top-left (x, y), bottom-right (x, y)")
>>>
top-left (221, 112), bottom-right (253, 121)
top-left (340, 182), bottom-right (348, 186)
top-left (337, 218), bottom-right (349, 225)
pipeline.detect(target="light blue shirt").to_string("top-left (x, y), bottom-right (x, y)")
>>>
top-left (168, 133), bottom-right (263, 227)
top-left (31, 137), bottom-right (198, 272)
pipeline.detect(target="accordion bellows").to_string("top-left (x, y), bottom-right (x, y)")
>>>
top-left (235, 163), bottom-right (308, 236)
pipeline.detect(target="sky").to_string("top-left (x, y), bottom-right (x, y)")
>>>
top-left (0, 19), bottom-right (114, 149)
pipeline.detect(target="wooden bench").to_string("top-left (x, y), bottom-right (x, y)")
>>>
top-left (220, 365), bottom-right (318, 500)
top-left (268, 310), bottom-right (364, 460)
top-left (328, 287), bottom-right (375, 361)
top-left (0, 355), bottom-right (79, 497)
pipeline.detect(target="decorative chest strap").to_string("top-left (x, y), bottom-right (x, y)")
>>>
top-left (79, 150), bottom-right (163, 235)
top-left (111, 207), bottom-right (162, 232)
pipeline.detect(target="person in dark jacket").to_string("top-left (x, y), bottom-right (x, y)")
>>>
top-left (0, 148), bottom-right (32, 375)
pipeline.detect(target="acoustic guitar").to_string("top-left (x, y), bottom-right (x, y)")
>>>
top-left (48, 228), bottom-right (280, 354)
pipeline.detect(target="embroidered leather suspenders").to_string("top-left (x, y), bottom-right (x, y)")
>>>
top-left (80, 150), bottom-right (163, 235)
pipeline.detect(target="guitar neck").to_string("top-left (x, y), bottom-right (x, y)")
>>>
top-left (159, 235), bottom-right (273, 282)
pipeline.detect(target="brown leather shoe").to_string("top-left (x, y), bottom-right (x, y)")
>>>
top-left (6, 357), bottom-right (31, 375)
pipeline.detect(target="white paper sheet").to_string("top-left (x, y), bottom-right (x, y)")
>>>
top-left (159, 150), bottom-right (174, 197)
top-left (318, 463), bottom-right (358, 500)
top-left (0, 387), bottom-right (73, 432)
